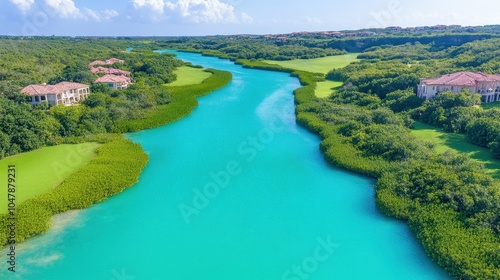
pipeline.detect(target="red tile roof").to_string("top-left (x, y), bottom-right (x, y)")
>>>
top-left (91, 67), bottom-right (131, 76)
top-left (89, 60), bottom-right (106, 67)
top-left (21, 82), bottom-right (89, 96)
top-left (95, 74), bottom-right (130, 84)
top-left (89, 58), bottom-right (125, 67)
top-left (422, 72), bottom-right (500, 86)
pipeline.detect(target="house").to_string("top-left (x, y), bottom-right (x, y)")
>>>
top-left (417, 72), bottom-right (500, 103)
top-left (91, 67), bottom-right (131, 76)
top-left (89, 58), bottom-right (125, 67)
top-left (22, 82), bottom-right (90, 106)
top-left (94, 74), bottom-right (130, 89)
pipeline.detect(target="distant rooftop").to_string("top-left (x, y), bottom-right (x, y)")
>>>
top-left (422, 72), bottom-right (500, 86)
top-left (95, 74), bottom-right (130, 83)
top-left (21, 82), bottom-right (89, 96)
top-left (89, 58), bottom-right (125, 67)
top-left (91, 66), bottom-right (130, 76)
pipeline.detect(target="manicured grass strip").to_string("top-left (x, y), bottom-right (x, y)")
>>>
top-left (0, 135), bottom-right (148, 245)
top-left (168, 66), bottom-right (212, 86)
top-left (264, 53), bottom-right (359, 74)
top-left (115, 68), bottom-right (232, 132)
top-left (315, 80), bottom-right (343, 98)
top-left (481, 101), bottom-right (500, 110)
top-left (411, 121), bottom-right (500, 178)
top-left (0, 143), bottom-right (99, 214)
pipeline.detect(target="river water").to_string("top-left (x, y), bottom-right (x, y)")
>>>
top-left (1, 51), bottom-right (450, 280)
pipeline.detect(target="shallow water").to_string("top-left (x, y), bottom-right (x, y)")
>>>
top-left (1, 52), bottom-right (451, 280)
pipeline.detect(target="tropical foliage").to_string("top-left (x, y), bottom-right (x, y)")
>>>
top-left (0, 135), bottom-right (148, 245)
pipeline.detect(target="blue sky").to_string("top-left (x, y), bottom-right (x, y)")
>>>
top-left (1, 0), bottom-right (499, 36)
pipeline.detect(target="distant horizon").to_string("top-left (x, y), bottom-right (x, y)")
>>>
top-left (1, 0), bottom-right (499, 36)
top-left (0, 24), bottom-right (498, 38)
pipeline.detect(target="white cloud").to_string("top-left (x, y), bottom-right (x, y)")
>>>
top-left (84, 8), bottom-right (119, 22)
top-left (44, 0), bottom-right (82, 18)
top-left (131, 0), bottom-right (166, 14)
top-left (129, 0), bottom-right (252, 24)
top-left (165, 0), bottom-right (237, 23)
top-left (241, 12), bottom-right (253, 24)
top-left (9, 0), bottom-right (35, 13)
top-left (85, 8), bottom-right (100, 21)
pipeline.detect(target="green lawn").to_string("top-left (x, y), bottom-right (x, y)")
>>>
top-left (264, 53), bottom-right (360, 74)
top-left (315, 80), bottom-right (343, 98)
top-left (411, 121), bottom-right (500, 178)
top-left (168, 66), bottom-right (212, 86)
top-left (481, 101), bottom-right (500, 110)
top-left (0, 143), bottom-right (99, 214)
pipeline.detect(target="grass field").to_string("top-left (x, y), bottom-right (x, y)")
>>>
top-left (411, 121), bottom-right (500, 178)
top-left (481, 101), bottom-right (500, 110)
top-left (264, 53), bottom-right (360, 74)
top-left (315, 80), bottom-right (343, 98)
top-left (168, 66), bottom-right (212, 86)
top-left (0, 143), bottom-right (99, 214)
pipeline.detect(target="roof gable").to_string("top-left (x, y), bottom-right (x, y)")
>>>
top-left (94, 74), bottom-right (130, 83)
top-left (422, 71), bottom-right (500, 86)
top-left (21, 82), bottom-right (89, 96)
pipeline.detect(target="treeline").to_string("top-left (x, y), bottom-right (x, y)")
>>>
top-left (0, 134), bottom-right (149, 245)
top-left (310, 33), bottom-right (496, 53)
top-left (115, 68), bottom-right (232, 132)
top-left (152, 37), bottom-right (346, 61)
top-left (153, 32), bottom-right (497, 59)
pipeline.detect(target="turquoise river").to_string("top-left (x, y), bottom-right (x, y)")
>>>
top-left (1, 51), bottom-right (451, 280)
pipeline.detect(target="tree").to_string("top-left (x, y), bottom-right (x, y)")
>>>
top-left (466, 118), bottom-right (500, 147)
top-left (383, 89), bottom-right (424, 112)
top-left (489, 135), bottom-right (500, 159)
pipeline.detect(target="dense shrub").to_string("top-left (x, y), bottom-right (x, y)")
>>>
top-left (115, 69), bottom-right (232, 132)
top-left (0, 135), bottom-right (148, 245)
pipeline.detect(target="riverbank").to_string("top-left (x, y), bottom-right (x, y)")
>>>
top-left (210, 57), bottom-right (500, 279)
top-left (115, 68), bottom-right (232, 132)
top-left (0, 143), bottom-right (100, 214)
top-left (0, 134), bottom-right (148, 245)
top-left (0, 65), bottom-right (232, 247)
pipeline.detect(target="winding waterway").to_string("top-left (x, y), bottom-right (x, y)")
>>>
top-left (2, 52), bottom-right (450, 280)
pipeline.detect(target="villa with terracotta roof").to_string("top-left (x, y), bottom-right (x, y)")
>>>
top-left (91, 66), bottom-right (131, 76)
top-left (95, 74), bottom-right (131, 89)
top-left (89, 58), bottom-right (125, 67)
top-left (417, 71), bottom-right (500, 103)
top-left (21, 82), bottom-right (90, 106)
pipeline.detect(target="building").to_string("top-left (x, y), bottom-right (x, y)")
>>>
top-left (91, 66), bottom-right (131, 76)
top-left (94, 74), bottom-right (131, 89)
top-left (89, 58), bottom-right (125, 67)
top-left (22, 82), bottom-right (90, 106)
top-left (417, 72), bottom-right (500, 103)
